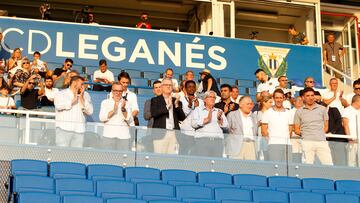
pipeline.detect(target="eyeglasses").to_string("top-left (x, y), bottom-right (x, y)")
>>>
top-left (306, 81), bottom-right (314, 83)
top-left (22, 62), bottom-right (30, 64)
top-left (66, 64), bottom-right (73, 67)
top-left (29, 82), bottom-right (35, 85)
top-left (355, 88), bottom-right (360, 90)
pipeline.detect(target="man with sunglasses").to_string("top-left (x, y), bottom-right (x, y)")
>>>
top-left (20, 74), bottom-right (44, 110)
top-left (344, 79), bottom-right (360, 108)
top-left (53, 58), bottom-right (73, 82)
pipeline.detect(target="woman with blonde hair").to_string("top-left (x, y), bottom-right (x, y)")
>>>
top-left (8, 48), bottom-right (23, 74)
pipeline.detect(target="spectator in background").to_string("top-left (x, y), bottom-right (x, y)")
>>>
top-left (230, 86), bottom-right (242, 103)
top-left (0, 28), bottom-right (2, 41)
top-left (159, 68), bottom-right (179, 92)
top-left (11, 58), bottom-right (32, 89)
top-left (191, 90), bottom-right (227, 157)
top-left (276, 76), bottom-right (292, 109)
top-left (54, 76), bottom-right (93, 147)
top-left (151, 78), bottom-right (185, 154)
top-left (93, 59), bottom-right (114, 92)
top-left (136, 12), bottom-right (151, 29)
top-left (8, 48), bottom-right (23, 75)
top-left (144, 80), bottom-right (162, 128)
top-left (314, 91), bottom-right (326, 106)
top-left (52, 58), bottom-right (73, 82)
top-left (261, 89), bottom-right (293, 162)
top-left (215, 84), bottom-right (239, 116)
top-left (226, 96), bottom-right (257, 160)
top-left (118, 72), bottom-right (139, 125)
top-left (299, 76), bottom-right (316, 97)
top-left (0, 67), bottom-right (9, 89)
top-left (254, 69), bottom-right (279, 95)
top-left (344, 79), bottom-right (360, 107)
top-left (322, 78), bottom-right (347, 115)
top-left (198, 69), bottom-right (220, 96)
top-left (31, 51), bottom-right (48, 77)
top-left (87, 12), bottom-right (99, 25)
top-left (54, 70), bottom-right (79, 89)
top-left (20, 74), bottom-right (44, 110)
top-left (323, 33), bottom-right (345, 79)
top-left (40, 77), bottom-right (58, 107)
top-left (0, 86), bottom-right (16, 110)
top-left (294, 87), bottom-right (333, 165)
top-left (343, 95), bottom-right (360, 167)
top-left (288, 25), bottom-right (309, 45)
top-left (185, 70), bottom-right (195, 81)
top-left (255, 94), bottom-right (273, 160)
top-left (99, 83), bottom-right (134, 151)
top-left (290, 96), bottom-right (303, 163)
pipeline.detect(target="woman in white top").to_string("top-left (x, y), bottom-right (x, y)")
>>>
top-left (8, 48), bottom-right (23, 74)
top-left (255, 94), bottom-right (273, 160)
top-left (0, 86), bottom-right (16, 112)
top-left (99, 83), bottom-right (134, 151)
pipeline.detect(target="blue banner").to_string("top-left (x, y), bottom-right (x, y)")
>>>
top-left (0, 17), bottom-right (322, 83)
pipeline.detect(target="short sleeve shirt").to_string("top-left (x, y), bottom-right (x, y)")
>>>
top-left (53, 67), bottom-right (66, 77)
top-left (323, 42), bottom-right (343, 63)
top-left (257, 77), bottom-right (279, 94)
top-left (292, 32), bottom-right (306, 44)
top-left (294, 103), bottom-right (329, 141)
top-left (262, 108), bottom-right (293, 145)
top-left (342, 106), bottom-right (360, 140)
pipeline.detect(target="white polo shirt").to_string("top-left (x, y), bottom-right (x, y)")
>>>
top-left (257, 78), bottom-right (279, 94)
top-left (323, 90), bottom-right (344, 115)
top-left (93, 69), bottom-right (115, 83)
top-left (343, 105), bottom-right (360, 141)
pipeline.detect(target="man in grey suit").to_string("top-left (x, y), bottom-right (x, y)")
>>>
top-left (143, 81), bottom-right (162, 127)
top-left (226, 96), bottom-right (258, 160)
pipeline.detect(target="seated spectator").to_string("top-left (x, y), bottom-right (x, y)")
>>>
top-left (299, 76), bottom-right (316, 97)
top-left (198, 69), bottom-right (220, 96)
top-left (8, 48), bottom-right (23, 75)
top-left (31, 51), bottom-right (48, 77)
top-left (52, 58), bottom-right (73, 82)
top-left (93, 59), bottom-right (114, 92)
top-left (20, 74), bottom-right (44, 110)
top-left (288, 25), bottom-right (309, 45)
top-left (0, 67), bottom-right (9, 89)
top-left (54, 70), bottom-right (79, 89)
top-left (159, 68), bottom-right (179, 92)
top-left (254, 69), bottom-right (279, 95)
top-left (0, 86), bottom-right (16, 110)
top-left (11, 58), bottom-right (32, 89)
top-left (322, 78), bottom-right (347, 115)
top-left (230, 86), bottom-right (242, 103)
top-left (40, 77), bottom-right (58, 106)
top-left (185, 70), bottom-right (195, 81)
top-left (136, 12), bottom-right (151, 29)
top-left (344, 79), bottom-right (360, 107)
top-left (215, 84), bottom-right (239, 116)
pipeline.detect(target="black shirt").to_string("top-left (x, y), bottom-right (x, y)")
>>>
top-left (21, 89), bottom-right (39, 109)
top-left (201, 74), bottom-right (220, 96)
top-left (53, 67), bottom-right (66, 77)
top-left (215, 101), bottom-right (239, 116)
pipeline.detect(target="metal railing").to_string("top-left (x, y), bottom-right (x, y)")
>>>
top-left (324, 64), bottom-right (355, 85)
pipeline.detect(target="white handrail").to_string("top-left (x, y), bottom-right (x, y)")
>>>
top-left (324, 64), bottom-right (354, 85)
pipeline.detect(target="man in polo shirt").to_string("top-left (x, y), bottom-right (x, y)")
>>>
top-left (261, 89), bottom-right (293, 162)
top-left (294, 87), bottom-right (333, 165)
top-left (323, 33), bottom-right (345, 79)
top-left (254, 69), bottom-right (279, 95)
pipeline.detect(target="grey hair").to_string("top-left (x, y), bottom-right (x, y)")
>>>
top-left (204, 90), bottom-right (216, 99)
top-left (161, 78), bottom-right (173, 85)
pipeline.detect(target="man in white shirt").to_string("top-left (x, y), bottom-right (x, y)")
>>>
top-left (54, 76), bottom-right (93, 147)
top-left (344, 79), bottom-right (360, 107)
top-left (289, 96), bottom-right (303, 163)
top-left (254, 69), bottom-right (279, 95)
top-left (159, 68), bottom-right (179, 92)
top-left (322, 78), bottom-right (347, 115)
top-left (191, 90), bottom-right (228, 157)
top-left (226, 96), bottom-right (257, 160)
top-left (99, 83), bottom-right (134, 151)
top-left (261, 89), bottom-right (293, 162)
top-left (93, 59), bottom-right (114, 92)
top-left (343, 94), bottom-right (360, 167)
top-left (230, 86), bottom-right (242, 104)
top-left (40, 77), bottom-right (59, 106)
top-left (118, 72), bottom-right (139, 125)
top-left (276, 76), bottom-right (292, 109)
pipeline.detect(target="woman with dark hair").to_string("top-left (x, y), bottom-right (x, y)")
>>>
top-left (198, 69), bottom-right (220, 96)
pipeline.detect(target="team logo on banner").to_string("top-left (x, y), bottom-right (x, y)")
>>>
top-left (255, 45), bottom-right (290, 78)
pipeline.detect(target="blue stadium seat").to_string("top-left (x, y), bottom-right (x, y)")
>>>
top-left (221, 201), bottom-right (253, 203)
top-left (137, 88), bottom-right (154, 96)
top-left (233, 174), bottom-right (268, 188)
top-left (62, 195), bottom-right (103, 203)
top-left (302, 178), bottom-right (334, 190)
top-left (325, 194), bottom-right (359, 203)
top-left (335, 180), bottom-right (360, 192)
top-left (49, 162), bottom-right (86, 179)
top-left (137, 182), bottom-right (175, 200)
top-left (161, 169), bottom-right (197, 184)
top-left (214, 188), bottom-right (252, 201)
top-left (198, 172), bottom-right (233, 186)
top-left (131, 78), bottom-right (149, 87)
top-left (142, 71), bottom-right (161, 80)
top-left (123, 69), bottom-right (142, 78)
top-left (149, 200), bottom-right (185, 203)
top-left (218, 78), bottom-right (236, 85)
top-left (87, 164), bottom-right (124, 181)
top-left (176, 185), bottom-right (214, 201)
top-left (268, 176), bottom-right (301, 189)
top-left (13, 175), bottom-right (54, 194)
top-left (96, 180), bottom-right (136, 199)
top-left (18, 192), bottom-right (60, 203)
top-left (188, 201), bottom-right (220, 203)
top-left (238, 87), bottom-right (247, 95)
top-left (124, 167), bottom-right (161, 182)
top-left (107, 198), bottom-right (146, 203)
top-left (237, 79), bottom-right (255, 88)
top-left (55, 178), bottom-right (94, 196)
top-left (252, 189), bottom-right (288, 203)
top-left (289, 192), bottom-right (324, 203)
top-left (11, 159), bottom-right (48, 176)
top-left (310, 189), bottom-right (341, 194)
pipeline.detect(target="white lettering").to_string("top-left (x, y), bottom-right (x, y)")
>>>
top-left (208, 46), bottom-right (227, 70)
top-left (129, 39), bottom-right (155, 64)
top-left (101, 37), bottom-right (126, 62)
top-left (55, 32), bottom-right (75, 58)
top-left (158, 41), bottom-right (181, 67)
top-left (28, 30), bottom-right (51, 55)
top-left (186, 43), bottom-right (205, 69)
top-left (79, 34), bottom-right (98, 60)
top-left (1, 28), bottom-right (24, 53)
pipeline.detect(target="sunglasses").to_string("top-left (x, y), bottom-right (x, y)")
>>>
top-left (66, 64), bottom-right (73, 67)
top-left (355, 88), bottom-right (360, 90)
top-left (29, 82), bottom-right (36, 85)
top-left (22, 62), bottom-right (30, 64)
top-left (306, 81), bottom-right (314, 83)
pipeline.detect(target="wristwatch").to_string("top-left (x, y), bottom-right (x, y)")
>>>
top-left (121, 107), bottom-right (126, 112)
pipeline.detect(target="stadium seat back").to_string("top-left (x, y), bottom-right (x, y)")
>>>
top-left (325, 194), bottom-right (359, 203)
top-left (62, 195), bottom-right (103, 203)
top-left (335, 180), bottom-right (360, 192)
top-left (268, 176), bottom-right (301, 188)
top-left (289, 192), bottom-right (325, 203)
top-left (124, 167), bottom-right (161, 181)
top-left (18, 192), bottom-right (60, 203)
top-left (142, 71), bottom-right (161, 80)
top-left (87, 164), bottom-right (124, 180)
top-left (107, 198), bottom-right (146, 203)
top-left (302, 178), bottom-right (334, 190)
top-left (252, 189), bottom-right (288, 203)
top-left (96, 180), bottom-right (135, 196)
top-left (55, 178), bottom-right (93, 195)
top-left (233, 174), bottom-right (267, 187)
top-left (161, 169), bottom-right (197, 183)
top-left (214, 188), bottom-right (252, 201)
top-left (176, 185), bottom-right (213, 199)
top-left (14, 175), bottom-right (54, 193)
top-left (11, 159), bottom-right (48, 176)
top-left (49, 162), bottom-right (86, 179)
top-left (198, 172), bottom-right (232, 185)
top-left (137, 182), bottom-right (175, 198)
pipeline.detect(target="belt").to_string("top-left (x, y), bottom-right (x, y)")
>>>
top-left (243, 138), bottom-right (255, 142)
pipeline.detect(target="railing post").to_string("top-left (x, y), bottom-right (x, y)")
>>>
top-left (25, 113), bottom-right (30, 144)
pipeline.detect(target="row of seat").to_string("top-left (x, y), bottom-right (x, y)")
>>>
top-left (16, 190), bottom-right (360, 203)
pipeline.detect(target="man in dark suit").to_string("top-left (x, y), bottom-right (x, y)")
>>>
top-left (150, 78), bottom-right (186, 154)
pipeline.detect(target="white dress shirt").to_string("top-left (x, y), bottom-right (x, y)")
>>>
top-left (54, 88), bottom-right (93, 133)
top-left (122, 89), bottom-right (139, 113)
top-left (191, 107), bottom-right (228, 139)
top-left (323, 90), bottom-right (345, 115)
top-left (93, 69), bottom-right (115, 83)
top-left (99, 98), bottom-right (134, 139)
top-left (241, 112), bottom-right (255, 141)
top-left (45, 87), bottom-right (59, 101)
top-left (180, 95), bottom-right (204, 136)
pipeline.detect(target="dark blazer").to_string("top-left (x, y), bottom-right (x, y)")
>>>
top-left (151, 95), bottom-right (186, 131)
